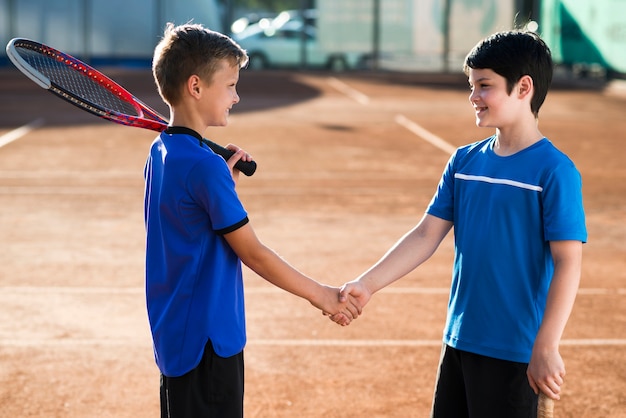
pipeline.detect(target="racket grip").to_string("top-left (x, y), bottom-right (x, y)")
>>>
top-left (537, 392), bottom-right (554, 418)
top-left (201, 138), bottom-right (257, 176)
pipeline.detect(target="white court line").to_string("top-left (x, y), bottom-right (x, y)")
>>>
top-left (327, 77), bottom-right (370, 105)
top-left (249, 339), bottom-right (442, 347)
top-left (0, 286), bottom-right (143, 294)
top-left (395, 114), bottom-right (457, 155)
top-left (0, 118), bottom-right (44, 148)
top-left (0, 186), bottom-right (138, 195)
top-left (248, 287), bottom-right (626, 296)
top-left (249, 339), bottom-right (626, 347)
top-left (2, 338), bottom-right (626, 348)
top-left (2, 287), bottom-right (623, 347)
top-left (559, 339), bottom-right (626, 346)
top-left (0, 170), bottom-right (139, 179)
top-left (2, 286), bottom-right (625, 295)
top-left (0, 338), bottom-right (151, 347)
top-left (323, 82), bottom-right (456, 156)
top-left (578, 288), bottom-right (626, 295)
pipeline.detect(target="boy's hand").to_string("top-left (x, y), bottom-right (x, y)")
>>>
top-left (225, 144), bottom-right (253, 181)
top-left (338, 280), bottom-right (372, 311)
top-left (527, 345), bottom-right (566, 400)
top-left (315, 285), bottom-right (362, 326)
top-left (327, 281), bottom-right (372, 325)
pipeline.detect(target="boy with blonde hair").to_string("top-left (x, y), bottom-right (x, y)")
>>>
top-left (145, 23), bottom-right (360, 417)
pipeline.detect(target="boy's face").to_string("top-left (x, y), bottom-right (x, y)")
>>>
top-left (467, 68), bottom-right (524, 129)
top-left (199, 59), bottom-right (240, 127)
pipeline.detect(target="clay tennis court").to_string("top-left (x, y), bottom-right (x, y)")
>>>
top-left (0, 67), bottom-right (624, 417)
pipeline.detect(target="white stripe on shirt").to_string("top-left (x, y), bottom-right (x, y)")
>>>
top-left (454, 173), bottom-right (543, 192)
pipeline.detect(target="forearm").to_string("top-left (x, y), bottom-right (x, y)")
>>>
top-left (249, 247), bottom-right (323, 301)
top-left (535, 241), bottom-right (583, 349)
top-left (528, 241), bottom-right (582, 398)
top-left (358, 214), bottom-right (451, 295)
top-left (225, 224), bottom-right (324, 303)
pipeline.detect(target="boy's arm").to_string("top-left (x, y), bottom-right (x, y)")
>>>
top-left (527, 239), bottom-right (583, 400)
top-left (224, 222), bottom-right (361, 324)
top-left (338, 214), bottom-right (453, 310)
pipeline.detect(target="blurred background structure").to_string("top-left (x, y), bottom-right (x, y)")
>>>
top-left (0, 0), bottom-right (624, 78)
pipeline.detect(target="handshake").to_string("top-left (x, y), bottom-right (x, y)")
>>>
top-left (315, 280), bottom-right (372, 326)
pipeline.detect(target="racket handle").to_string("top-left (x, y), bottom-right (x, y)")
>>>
top-left (537, 392), bottom-right (554, 418)
top-left (201, 138), bottom-right (257, 177)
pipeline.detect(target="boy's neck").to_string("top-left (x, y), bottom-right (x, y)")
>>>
top-left (169, 107), bottom-right (207, 138)
top-left (493, 118), bottom-right (544, 156)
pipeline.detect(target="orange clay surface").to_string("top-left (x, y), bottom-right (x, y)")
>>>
top-left (0, 68), bottom-right (625, 417)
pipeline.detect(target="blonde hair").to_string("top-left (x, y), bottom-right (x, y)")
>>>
top-left (152, 23), bottom-right (248, 105)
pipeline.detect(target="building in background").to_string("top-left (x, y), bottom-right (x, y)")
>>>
top-left (0, 0), bottom-right (222, 67)
top-left (0, 0), bottom-right (624, 76)
top-left (316, 0), bottom-right (515, 72)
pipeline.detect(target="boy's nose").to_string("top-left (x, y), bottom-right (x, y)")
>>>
top-left (468, 90), bottom-right (480, 104)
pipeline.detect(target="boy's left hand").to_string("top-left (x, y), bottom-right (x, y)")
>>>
top-left (527, 345), bottom-right (566, 400)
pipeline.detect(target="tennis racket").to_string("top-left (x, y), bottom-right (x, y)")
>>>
top-left (538, 392), bottom-right (554, 418)
top-left (5, 38), bottom-right (257, 176)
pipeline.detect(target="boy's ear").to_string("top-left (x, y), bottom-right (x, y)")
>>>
top-left (187, 75), bottom-right (202, 99)
top-left (517, 75), bottom-right (534, 99)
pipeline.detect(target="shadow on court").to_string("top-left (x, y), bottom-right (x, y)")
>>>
top-left (0, 68), bottom-right (322, 129)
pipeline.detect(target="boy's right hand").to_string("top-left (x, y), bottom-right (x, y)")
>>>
top-left (224, 144), bottom-right (253, 182)
top-left (339, 280), bottom-right (372, 311)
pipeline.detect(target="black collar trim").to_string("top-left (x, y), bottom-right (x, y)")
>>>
top-left (164, 126), bottom-right (203, 142)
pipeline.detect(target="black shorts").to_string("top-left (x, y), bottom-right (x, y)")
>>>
top-left (431, 344), bottom-right (538, 418)
top-left (160, 340), bottom-right (244, 418)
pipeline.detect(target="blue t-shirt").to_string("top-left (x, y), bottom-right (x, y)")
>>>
top-left (427, 136), bottom-right (587, 363)
top-left (144, 128), bottom-right (249, 377)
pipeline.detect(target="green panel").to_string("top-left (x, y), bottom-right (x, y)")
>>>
top-left (558, 2), bottom-right (607, 66)
top-left (540, 0), bottom-right (626, 74)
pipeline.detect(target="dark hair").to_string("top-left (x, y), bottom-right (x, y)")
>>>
top-left (463, 30), bottom-right (553, 116)
top-left (152, 23), bottom-right (248, 105)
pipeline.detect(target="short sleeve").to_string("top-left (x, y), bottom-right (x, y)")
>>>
top-left (186, 155), bottom-right (248, 233)
top-left (542, 160), bottom-right (587, 243)
top-left (427, 152), bottom-right (457, 222)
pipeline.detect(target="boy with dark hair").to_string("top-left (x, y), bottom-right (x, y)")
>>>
top-left (145, 23), bottom-right (361, 417)
top-left (336, 30), bottom-right (587, 417)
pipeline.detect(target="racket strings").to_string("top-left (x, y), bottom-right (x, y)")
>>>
top-left (16, 45), bottom-right (140, 117)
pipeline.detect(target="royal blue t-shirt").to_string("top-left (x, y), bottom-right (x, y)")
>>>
top-left (144, 128), bottom-right (249, 377)
top-left (427, 136), bottom-right (587, 363)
